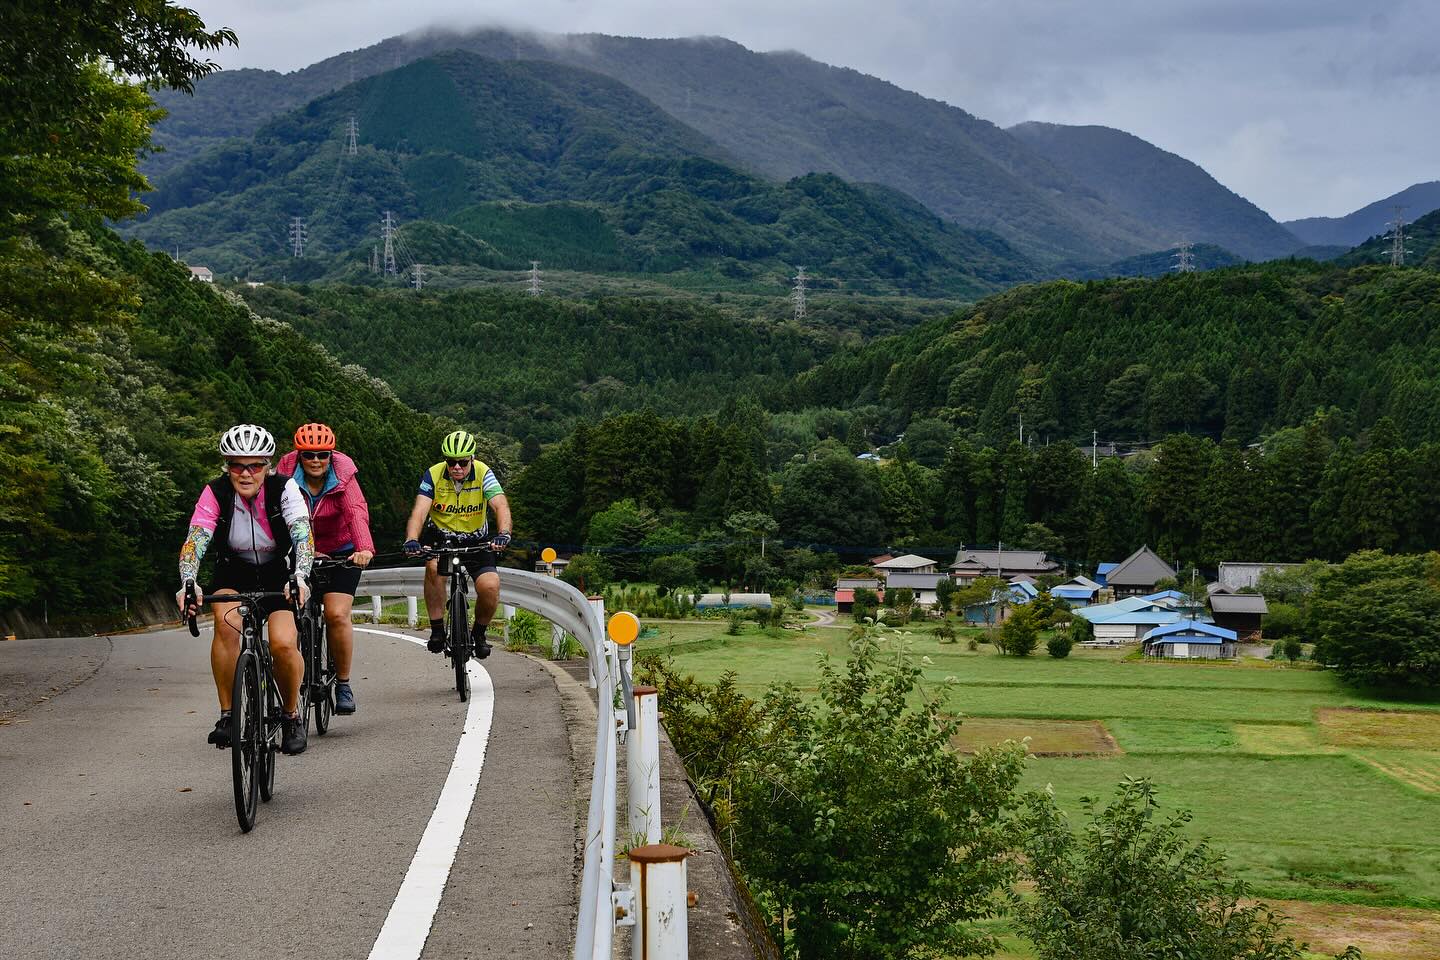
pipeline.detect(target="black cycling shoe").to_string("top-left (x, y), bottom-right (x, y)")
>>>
top-left (281, 713), bottom-right (307, 755)
top-left (472, 627), bottom-right (491, 660)
top-left (207, 715), bottom-right (231, 749)
top-left (427, 627), bottom-right (447, 654)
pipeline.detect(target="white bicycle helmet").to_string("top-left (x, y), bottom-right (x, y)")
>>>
top-left (219, 424), bottom-right (276, 458)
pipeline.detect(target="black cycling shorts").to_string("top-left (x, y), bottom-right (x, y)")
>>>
top-left (210, 556), bottom-right (293, 619)
top-left (314, 549), bottom-right (364, 598)
top-left (421, 525), bottom-right (498, 581)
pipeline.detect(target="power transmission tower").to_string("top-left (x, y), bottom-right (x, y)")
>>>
top-left (369, 246), bottom-right (378, 274)
top-left (1387, 206), bottom-right (1410, 266)
top-left (345, 115), bottom-right (358, 156)
top-left (791, 266), bottom-right (808, 320)
top-left (381, 211), bottom-right (397, 275)
top-left (411, 263), bottom-right (424, 290)
top-left (288, 216), bottom-right (306, 257)
top-left (527, 261), bottom-right (543, 297)
top-left (1172, 240), bottom-right (1195, 273)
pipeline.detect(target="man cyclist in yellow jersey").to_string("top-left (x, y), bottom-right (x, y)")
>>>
top-left (402, 431), bottom-right (512, 657)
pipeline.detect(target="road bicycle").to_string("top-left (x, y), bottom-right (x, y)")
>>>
top-left (420, 534), bottom-right (500, 702)
top-left (296, 556), bottom-right (353, 735)
top-left (185, 579), bottom-right (297, 833)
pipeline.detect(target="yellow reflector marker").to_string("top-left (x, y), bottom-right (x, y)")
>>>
top-left (608, 611), bottom-right (640, 646)
top-left (541, 547), bottom-right (557, 563)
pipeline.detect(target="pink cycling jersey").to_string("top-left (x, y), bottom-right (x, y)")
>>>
top-left (190, 477), bottom-right (309, 566)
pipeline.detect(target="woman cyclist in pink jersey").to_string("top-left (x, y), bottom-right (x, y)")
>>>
top-left (178, 424), bottom-right (314, 755)
top-left (276, 422), bottom-right (374, 715)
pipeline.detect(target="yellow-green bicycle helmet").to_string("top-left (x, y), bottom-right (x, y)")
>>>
top-left (440, 430), bottom-right (477, 459)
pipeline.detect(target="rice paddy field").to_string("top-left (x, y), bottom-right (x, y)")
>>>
top-left (640, 614), bottom-right (1440, 959)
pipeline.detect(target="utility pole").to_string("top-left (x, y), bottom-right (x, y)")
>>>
top-left (527, 260), bottom-right (543, 296)
top-left (411, 262), bottom-right (424, 290)
top-left (288, 216), bottom-right (306, 258)
top-left (1173, 240), bottom-right (1195, 273)
top-left (1388, 206), bottom-right (1410, 266)
top-left (381, 211), bottom-right (397, 275)
top-left (346, 115), bottom-right (358, 156)
top-left (1019, 413), bottom-right (1024, 446)
top-left (1092, 429), bottom-right (1098, 468)
top-left (791, 266), bottom-right (808, 321)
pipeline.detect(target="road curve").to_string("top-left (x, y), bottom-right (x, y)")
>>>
top-left (0, 626), bottom-right (577, 959)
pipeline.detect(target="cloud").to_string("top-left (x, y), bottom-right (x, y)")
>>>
top-left (187, 0), bottom-right (1440, 220)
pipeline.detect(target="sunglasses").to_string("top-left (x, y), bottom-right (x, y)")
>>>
top-left (226, 460), bottom-right (269, 475)
top-left (445, 458), bottom-right (473, 468)
top-left (300, 451), bottom-right (332, 461)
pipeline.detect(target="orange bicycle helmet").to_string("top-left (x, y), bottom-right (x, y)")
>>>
top-left (293, 422), bottom-right (336, 451)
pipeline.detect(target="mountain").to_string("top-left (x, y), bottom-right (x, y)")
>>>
top-left (149, 29), bottom-right (1214, 266)
top-left (1051, 243), bottom-right (1245, 281)
top-left (1007, 122), bottom-right (1302, 261)
top-left (126, 52), bottom-right (1036, 297)
top-left (1286, 182), bottom-right (1440, 248)
top-left (1335, 206), bottom-right (1440, 270)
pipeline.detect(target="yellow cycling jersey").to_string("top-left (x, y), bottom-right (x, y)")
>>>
top-left (418, 460), bottom-right (504, 534)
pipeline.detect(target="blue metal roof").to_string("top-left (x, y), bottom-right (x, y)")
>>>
top-left (1143, 620), bottom-right (1237, 642)
top-left (1052, 586), bottom-right (1096, 599)
top-left (1142, 589), bottom-right (1187, 602)
top-left (1096, 562), bottom-right (1119, 575)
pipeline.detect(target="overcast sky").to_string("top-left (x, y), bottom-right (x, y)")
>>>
top-left (188, 0), bottom-right (1438, 222)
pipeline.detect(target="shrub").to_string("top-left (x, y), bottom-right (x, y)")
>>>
top-left (935, 617), bottom-right (958, 644)
top-left (1279, 637), bottom-right (1303, 662)
top-left (726, 611), bottom-right (746, 635)
top-left (560, 553), bottom-right (612, 593)
top-left (998, 606), bottom-right (1040, 656)
top-left (1263, 601), bottom-right (1305, 640)
top-left (1047, 630), bottom-right (1073, 659)
top-left (505, 608), bottom-right (543, 650)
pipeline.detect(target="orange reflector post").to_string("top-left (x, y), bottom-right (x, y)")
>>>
top-left (541, 547), bottom-right (557, 563)
top-left (608, 611), bottom-right (640, 646)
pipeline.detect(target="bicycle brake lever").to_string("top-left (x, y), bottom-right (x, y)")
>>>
top-left (185, 580), bottom-right (200, 637)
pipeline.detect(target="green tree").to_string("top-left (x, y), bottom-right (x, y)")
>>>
top-left (586, 498), bottom-right (658, 579)
top-left (559, 553), bottom-right (613, 593)
top-left (734, 630), bottom-right (1027, 959)
top-left (1144, 433), bottom-right (1215, 563)
top-left (1015, 778), bottom-right (1361, 960)
top-left (647, 554), bottom-right (697, 590)
top-left (1309, 550), bottom-right (1440, 687)
top-left (998, 604), bottom-right (1040, 656)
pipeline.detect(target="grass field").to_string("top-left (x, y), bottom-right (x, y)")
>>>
top-left (639, 613), bottom-right (1440, 954)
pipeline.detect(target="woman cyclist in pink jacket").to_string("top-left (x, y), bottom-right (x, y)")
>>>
top-left (276, 423), bottom-right (375, 716)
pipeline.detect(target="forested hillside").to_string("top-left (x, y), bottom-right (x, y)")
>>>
top-left (787, 261), bottom-right (1440, 446)
top-left (241, 283), bottom-right (842, 442)
top-left (1008, 122), bottom-right (1302, 261)
top-left (1336, 206), bottom-right (1440, 270)
top-left (127, 52), bottom-right (1033, 296)
top-left (1286, 180), bottom-right (1440, 248)
top-left (149, 28), bottom-right (1252, 266)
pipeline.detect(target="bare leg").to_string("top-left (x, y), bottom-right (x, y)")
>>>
top-left (266, 610), bottom-right (303, 714)
top-left (473, 571), bottom-right (500, 629)
top-left (323, 593), bottom-right (354, 680)
top-left (209, 591), bottom-right (242, 710)
top-left (423, 559), bottom-right (445, 621)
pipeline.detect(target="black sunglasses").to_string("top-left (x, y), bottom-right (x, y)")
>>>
top-left (300, 451), bottom-right (332, 461)
top-left (445, 457), bottom-right (472, 468)
top-left (226, 460), bottom-right (269, 475)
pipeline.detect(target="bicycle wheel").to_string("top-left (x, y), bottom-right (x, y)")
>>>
top-left (258, 666), bottom-right (277, 804)
top-left (231, 650), bottom-right (261, 832)
top-left (313, 618), bottom-right (332, 736)
top-left (296, 608), bottom-right (314, 725)
top-left (449, 583), bottom-right (470, 702)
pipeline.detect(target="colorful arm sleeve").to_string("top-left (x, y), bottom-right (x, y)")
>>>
top-left (290, 516), bottom-right (315, 580)
top-left (179, 525), bottom-right (213, 586)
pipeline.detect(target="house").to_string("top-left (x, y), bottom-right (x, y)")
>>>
top-left (1050, 575), bottom-right (1101, 607)
top-left (868, 553), bottom-right (894, 566)
top-left (1094, 562), bottom-right (1119, 586)
top-left (873, 553), bottom-right (940, 576)
top-left (696, 593), bottom-right (772, 610)
top-left (188, 266), bottom-right (214, 282)
top-left (962, 580), bottom-right (1036, 624)
top-left (949, 545), bottom-right (1059, 584)
top-left (1076, 596), bottom-right (1192, 643)
top-left (1100, 546), bottom-right (1177, 597)
top-left (835, 587), bottom-right (884, 614)
top-left (1143, 620), bottom-right (1238, 659)
top-left (836, 576), bottom-right (883, 592)
top-left (856, 452), bottom-right (882, 462)
top-left (1208, 591), bottom-right (1268, 641)
top-left (534, 555), bottom-right (571, 577)
top-left (1140, 589), bottom-right (1189, 609)
top-left (883, 572), bottom-right (945, 607)
top-left (1217, 561), bottom-right (1303, 592)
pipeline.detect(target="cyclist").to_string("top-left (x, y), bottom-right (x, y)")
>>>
top-left (402, 430), bottom-right (512, 657)
top-left (276, 422), bottom-right (375, 716)
top-left (178, 424), bottom-right (314, 755)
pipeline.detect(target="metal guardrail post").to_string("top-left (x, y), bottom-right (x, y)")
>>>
top-left (628, 685), bottom-right (661, 845)
top-left (406, 596), bottom-right (418, 628)
top-left (629, 844), bottom-right (689, 960)
top-left (371, 594), bottom-right (383, 622)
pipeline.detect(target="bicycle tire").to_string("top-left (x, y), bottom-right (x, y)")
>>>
top-left (258, 668), bottom-right (277, 804)
top-left (297, 607), bottom-right (314, 724)
top-left (313, 617), bottom-right (333, 736)
top-left (450, 584), bottom-right (470, 702)
top-left (231, 651), bottom-right (260, 832)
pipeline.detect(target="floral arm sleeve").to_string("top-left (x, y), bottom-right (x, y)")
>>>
top-left (290, 517), bottom-right (315, 581)
top-left (179, 525), bottom-right (213, 586)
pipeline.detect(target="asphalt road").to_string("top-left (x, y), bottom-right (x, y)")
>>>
top-left (0, 626), bottom-right (577, 959)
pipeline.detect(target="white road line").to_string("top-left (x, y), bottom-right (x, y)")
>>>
top-left (356, 628), bottom-right (494, 960)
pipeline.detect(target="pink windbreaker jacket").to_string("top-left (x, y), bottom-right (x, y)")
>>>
top-left (276, 450), bottom-right (376, 555)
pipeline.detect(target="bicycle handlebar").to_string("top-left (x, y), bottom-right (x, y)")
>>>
top-left (182, 578), bottom-right (303, 635)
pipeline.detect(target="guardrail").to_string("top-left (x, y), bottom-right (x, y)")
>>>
top-left (356, 565), bottom-right (638, 959)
